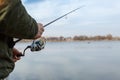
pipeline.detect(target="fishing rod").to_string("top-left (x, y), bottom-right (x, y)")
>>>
top-left (16, 5), bottom-right (85, 57)
top-left (43, 5), bottom-right (85, 27)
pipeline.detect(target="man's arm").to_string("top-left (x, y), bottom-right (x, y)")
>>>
top-left (0, 0), bottom-right (43, 39)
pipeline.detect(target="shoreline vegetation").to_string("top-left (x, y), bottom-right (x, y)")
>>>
top-left (20, 34), bottom-right (120, 42)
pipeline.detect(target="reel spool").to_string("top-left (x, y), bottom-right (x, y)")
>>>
top-left (17, 38), bottom-right (46, 57)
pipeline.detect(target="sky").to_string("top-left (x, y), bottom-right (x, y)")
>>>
top-left (22, 0), bottom-right (120, 37)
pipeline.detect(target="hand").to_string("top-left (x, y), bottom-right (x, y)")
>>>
top-left (34, 23), bottom-right (44, 39)
top-left (12, 48), bottom-right (22, 62)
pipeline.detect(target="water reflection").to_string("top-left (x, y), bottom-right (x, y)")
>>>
top-left (9, 41), bottom-right (120, 80)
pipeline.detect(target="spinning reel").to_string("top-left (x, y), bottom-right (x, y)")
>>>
top-left (17, 38), bottom-right (46, 57)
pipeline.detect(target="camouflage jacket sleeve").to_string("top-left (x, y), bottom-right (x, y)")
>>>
top-left (0, 0), bottom-right (38, 39)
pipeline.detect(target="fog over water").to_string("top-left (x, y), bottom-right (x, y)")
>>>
top-left (9, 41), bottom-right (120, 80)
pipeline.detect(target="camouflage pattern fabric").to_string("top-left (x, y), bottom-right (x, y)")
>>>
top-left (0, 0), bottom-right (38, 79)
top-left (0, 41), bottom-right (14, 79)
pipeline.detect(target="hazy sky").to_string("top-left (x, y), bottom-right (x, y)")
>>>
top-left (22, 0), bottom-right (120, 37)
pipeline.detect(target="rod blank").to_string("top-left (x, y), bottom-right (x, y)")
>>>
top-left (43, 5), bottom-right (85, 27)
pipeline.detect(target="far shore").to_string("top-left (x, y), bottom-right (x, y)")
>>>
top-left (18, 34), bottom-right (120, 42)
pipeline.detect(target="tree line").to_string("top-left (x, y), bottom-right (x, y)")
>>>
top-left (45, 34), bottom-right (120, 41)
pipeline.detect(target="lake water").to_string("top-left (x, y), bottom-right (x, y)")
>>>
top-left (8, 41), bottom-right (120, 80)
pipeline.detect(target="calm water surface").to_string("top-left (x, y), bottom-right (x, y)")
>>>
top-left (9, 41), bottom-right (120, 80)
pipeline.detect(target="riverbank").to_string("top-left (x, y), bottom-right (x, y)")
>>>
top-left (19, 34), bottom-right (120, 42)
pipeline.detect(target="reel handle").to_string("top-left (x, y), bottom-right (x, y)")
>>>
top-left (18, 38), bottom-right (46, 57)
top-left (16, 54), bottom-right (24, 57)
